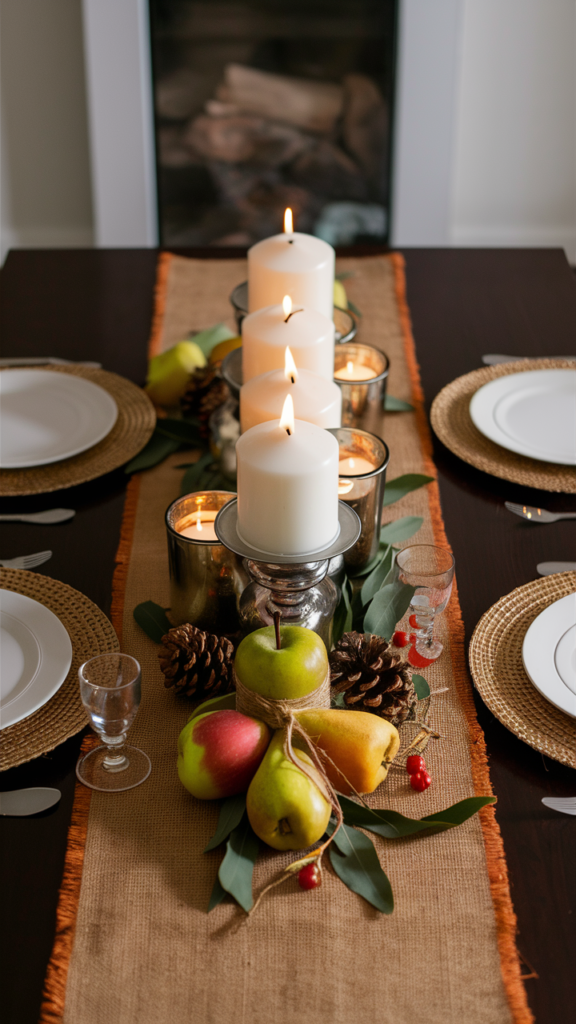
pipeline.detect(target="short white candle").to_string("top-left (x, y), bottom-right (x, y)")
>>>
top-left (236, 394), bottom-right (340, 556)
top-left (248, 208), bottom-right (335, 319)
top-left (240, 347), bottom-right (342, 433)
top-left (334, 360), bottom-right (378, 382)
top-left (242, 295), bottom-right (335, 382)
top-left (176, 509), bottom-right (218, 542)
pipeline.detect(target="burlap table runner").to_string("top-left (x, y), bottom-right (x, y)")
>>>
top-left (41, 254), bottom-right (531, 1024)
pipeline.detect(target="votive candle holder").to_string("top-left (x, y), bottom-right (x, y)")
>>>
top-left (334, 342), bottom-right (389, 430)
top-left (327, 427), bottom-right (390, 571)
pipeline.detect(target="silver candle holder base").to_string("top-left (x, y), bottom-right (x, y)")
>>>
top-left (214, 499), bottom-right (361, 647)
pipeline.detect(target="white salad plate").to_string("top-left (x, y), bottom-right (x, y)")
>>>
top-left (0, 589), bottom-right (73, 729)
top-left (522, 593), bottom-right (576, 718)
top-left (469, 368), bottom-right (576, 465)
top-left (0, 369), bottom-right (118, 468)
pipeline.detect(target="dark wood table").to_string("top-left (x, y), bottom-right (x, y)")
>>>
top-left (1, 248), bottom-right (575, 1024)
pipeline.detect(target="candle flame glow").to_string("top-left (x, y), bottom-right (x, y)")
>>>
top-left (284, 207), bottom-right (293, 233)
top-left (282, 294), bottom-right (292, 319)
top-left (338, 479), bottom-right (354, 495)
top-left (346, 361), bottom-right (354, 374)
top-left (196, 511), bottom-right (203, 532)
top-left (284, 346), bottom-right (298, 383)
top-left (279, 393), bottom-right (295, 435)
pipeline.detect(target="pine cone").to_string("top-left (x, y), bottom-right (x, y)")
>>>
top-left (159, 623), bottom-right (235, 700)
top-left (330, 631), bottom-right (416, 725)
top-left (181, 367), bottom-right (229, 437)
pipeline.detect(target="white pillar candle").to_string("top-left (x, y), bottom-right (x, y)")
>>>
top-left (248, 209), bottom-right (335, 319)
top-left (236, 395), bottom-right (340, 556)
top-left (334, 359), bottom-right (378, 382)
top-left (242, 296), bottom-right (335, 382)
top-left (240, 347), bottom-right (342, 433)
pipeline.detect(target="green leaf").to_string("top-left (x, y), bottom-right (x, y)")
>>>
top-left (360, 545), bottom-right (393, 606)
top-left (412, 674), bottom-right (430, 700)
top-left (328, 823), bottom-right (393, 914)
top-left (156, 418), bottom-right (203, 445)
top-left (379, 516), bottom-right (423, 544)
top-left (218, 813), bottom-right (260, 913)
top-left (133, 600), bottom-right (172, 643)
top-left (190, 323), bottom-right (237, 358)
top-left (204, 795), bottom-right (247, 852)
top-left (383, 474), bottom-right (434, 507)
top-left (338, 794), bottom-right (496, 840)
top-left (207, 875), bottom-right (227, 912)
top-left (363, 580), bottom-right (415, 640)
top-left (331, 691), bottom-right (346, 708)
top-left (124, 430), bottom-right (180, 473)
top-left (384, 394), bottom-right (414, 412)
top-left (335, 271), bottom-right (354, 281)
top-left (332, 577), bottom-right (353, 644)
top-left (180, 452), bottom-right (215, 494)
top-left (346, 551), bottom-right (385, 579)
top-left (347, 300), bottom-right (362, 318)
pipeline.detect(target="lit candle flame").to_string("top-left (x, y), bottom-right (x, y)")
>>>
top-left (196, 510), bottom-right (203, 532)
top-left (279, 393), bottom-right (295, 436)
top-left (284, 207), bottom-right (293, 234)
top-left (346, 360), bottom-right (354, 374)
top-left (282, 294), bottom-right (292, 319)
top-left (284, 346), bottom-right (298, 384)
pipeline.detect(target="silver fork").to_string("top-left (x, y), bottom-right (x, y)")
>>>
top-left (542, 797), bottom-right (576, 816)
top-left (0, 550), bottom-right (52, 570)
top-left (505, 501), bottom-right (576, 524)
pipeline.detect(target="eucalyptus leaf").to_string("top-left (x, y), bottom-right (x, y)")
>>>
top-left (156, 418), bottom-right (203, 445)
top-left (338, 794), bottom-right (495, 840)
top-left (190, 323), bottom-right (237, 358)
top-left (412, 674), bottom-right (430, 700)
top-left (328, 823), bottom-right (393, 914)
top-left (133, 600), bottom-right (172, 643)
top-left (204, 795), bottom-right (247, 852)
top-left (351, 587), bottom-right (367, 631)
top-left (360, 545), bottom-right (393, 606)
top-left (207, 875), bottom-right (228, 912)
top-left (335, 271), bottom-right (354, 281)
top-left (218, 814), bottom-right (260, 913)
top-left (332, 577), bottom-right (353, 644)
top-left (379, 516), bottom-right (423, 544)
top-left (384, 395), bottom-right (414, 412)
top-left (331, 692), bottom-right (346, 708)
top-left (347, 300), bottom-right (362, 318)
top-left (363, 580), bottom-right (415, 639)
top-left (346, 551), bottom-right (385, 579)
top-left (180, 452), bottom-right (214, 494)
top-left (124, 430), bottom-right (180, 474)
top-left (383, 474), bottom-right (434, 507)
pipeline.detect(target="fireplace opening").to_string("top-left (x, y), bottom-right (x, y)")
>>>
top-left (149, 0), bottom-right (398, 248)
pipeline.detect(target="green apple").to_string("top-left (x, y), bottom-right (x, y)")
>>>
top-left (246, 731), bottom-right (331, 851)
top-left (234, 625), bottom-right (328, 700)
top-left (177, 709), bottom-right (270, 800)
top-left (145, 340), bottom-right (206, 406)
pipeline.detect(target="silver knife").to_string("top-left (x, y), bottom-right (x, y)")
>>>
top-left (0, 787), bottom-right (61, 815)
top-left (482, 354), bottom-right (575, 366)
top-left (537, 561), bottom-right (576, 575)
top-left (0, 357), bottom-right (101, 369)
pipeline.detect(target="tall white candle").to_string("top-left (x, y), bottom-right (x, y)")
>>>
top-left (240, 348), bottom-right (342, 433)
top-left (242, 296), bottom-right (335, 382)
top-left (248, 209), bottom-right (335, 319)
top-left (236, 395), bottom-right (340, 556)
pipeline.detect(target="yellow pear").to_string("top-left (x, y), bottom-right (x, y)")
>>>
top-left (145, 341), bottom-right (206, 406)
top-left (247, 731), bottom-right (331, 851)
top-left (295, 708), bottom-right (399, 795)
top-left (333, 279), bottom-right (348, 309)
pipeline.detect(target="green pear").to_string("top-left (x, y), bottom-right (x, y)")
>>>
top-left (246, 731), bottom-right (331, 851)
top-left (145, 341), bottom-right (206, 406)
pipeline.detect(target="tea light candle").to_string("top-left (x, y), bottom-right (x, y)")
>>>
top-left (242, 295), bottom-right (335, 382)
top-left (248, 208), bottom-right (335, 319)
top-left (176, 509), bottom-right (218, 542)
top-left (328, 427), bottom-right (389, 571)
top-left (338, 455), bottom-right (377, 478)
top-left (334, 360), bottom-right (378, 382)
top-left (240, 347), bottom-right (342, 433)
top-left (236, 394), bottom-right (340, 556)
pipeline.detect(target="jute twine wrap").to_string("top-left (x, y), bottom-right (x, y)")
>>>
top-left (0, 366), bottom-right (156, 496)
top-left (0, 569), bottom-right (119, 770)
top-left (469, 572), bottom-right (576, 769)
top-left (430, 358), bottom-right (576, 493)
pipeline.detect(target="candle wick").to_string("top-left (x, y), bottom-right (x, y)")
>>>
top-left (285, 427), bottom-right (292, 436)
top-left (283, 308), bottom-right (304, 323)
top-left (289, 374), bottom-right (295, 384)
top-left (287, 239), bottom-right (293, 244)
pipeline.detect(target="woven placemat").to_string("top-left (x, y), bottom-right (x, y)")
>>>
top-left (0, 569), bottom-right (119, 770)
top-left (469, 572), bottom-right (576, 768)
top-left (430, 358), bottom-right (576, 493)
top-left (0, 366), bottom-right (156, 496)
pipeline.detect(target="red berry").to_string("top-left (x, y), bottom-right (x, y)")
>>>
top-left (410, 770), bottom-right (432, 792)
top-left (298, 862), bottom-right (322, 890)
top-left (407, 646), bottom-right (436, 668)
top-left (406, 754), bottom-right (426, 775)
top-left (393, 630), bottom-right (410, 648)
top-left (409, 614), bottom-right (419, 628)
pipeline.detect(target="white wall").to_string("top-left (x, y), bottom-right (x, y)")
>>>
top-left (0, 0), bottom-right (93, 263)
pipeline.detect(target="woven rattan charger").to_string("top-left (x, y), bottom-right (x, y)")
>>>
top-left (0, 365), bottom-right (156, 496)
top-left (469, 571), bottom-right (576, 769)
top-left (0, 569), bottom-right (119, 771)
top-left (430, 358), bottom-right (576, 493)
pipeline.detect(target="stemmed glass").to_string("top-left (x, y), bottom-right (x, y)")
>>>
top-left (395, 545), bottom-right (455, 661)
top-left (76, 653), bottom-right (151, 792)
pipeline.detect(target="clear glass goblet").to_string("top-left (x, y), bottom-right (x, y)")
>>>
top-left (76, 653), bottom-right (151, 792)
top-left (395, 545), bottom-right (455, 661)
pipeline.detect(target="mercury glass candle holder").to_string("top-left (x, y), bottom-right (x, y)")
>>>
top-left (165, 491), bottom-right (249, 636)
top-left (229, 281), bottom-right (357, 343)
top-left (334, 342), bottom-right (389, 431)
top-left (327, 427), bottom-right (390, 572)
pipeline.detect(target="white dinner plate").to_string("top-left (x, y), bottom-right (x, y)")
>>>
top-left (522, 593), bottom-right (576, 718)
top-left (0, 369), bottom-right (118, 467)
top-left (0, 590), bottom-right (73, 729)
top-left (469, 369), bottom-right (576, 465)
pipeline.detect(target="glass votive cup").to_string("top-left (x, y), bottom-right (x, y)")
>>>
top-left (229, 281), bottom-right (357, 342)
top-left (334, 343), bottom-right (389, 430)
top-left (327, 427), bottom-right (390, 571)
top-left (165, 491), bottom-right (249, 636)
